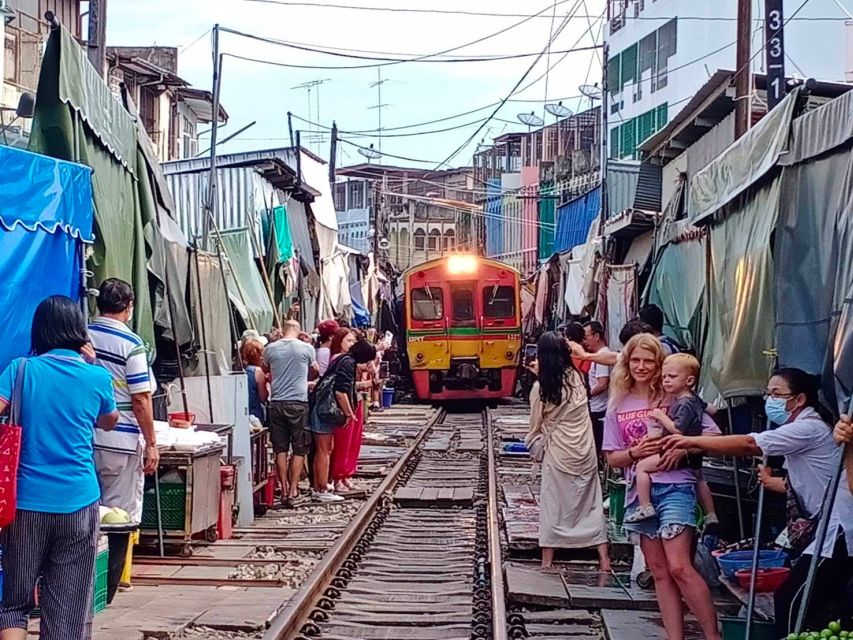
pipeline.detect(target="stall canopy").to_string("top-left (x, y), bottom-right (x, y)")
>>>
top-left (775, 89), bottom-right (853, 412)
top-left (28, 24), bottom-right (157, 351)
top-left (553, 186), bottom-right (601, 255)
top-left (219, 228), bottom-right (275, 333)
top-left (0, 146), bottom-right (93, 370)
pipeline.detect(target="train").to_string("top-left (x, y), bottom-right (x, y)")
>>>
top-left (401, 254), bottom-right (522, 401)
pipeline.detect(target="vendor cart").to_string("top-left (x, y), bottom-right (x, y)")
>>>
top-left (140, 443), bottom-right (224, 556)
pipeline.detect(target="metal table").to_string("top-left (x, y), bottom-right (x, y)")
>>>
top-left (140, 443), bottom-right (224, 556)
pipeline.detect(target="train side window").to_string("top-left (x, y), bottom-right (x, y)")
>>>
top-left (483, 285), bottom-right (516, 318)
top-left (451, 288), bottom-right (475, 326)
top-left (411, 287), bottom-right (443, 320)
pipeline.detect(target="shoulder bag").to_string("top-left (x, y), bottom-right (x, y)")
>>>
top-left (311, 355), bottom-right (352, 429)
top-left (0, 360), bottom-right (26, 528)
top-left (785, 481), bottom-right (819, 557)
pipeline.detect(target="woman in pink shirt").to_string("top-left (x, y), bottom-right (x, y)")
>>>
top-left (602, 334), bottom-right (720, 640)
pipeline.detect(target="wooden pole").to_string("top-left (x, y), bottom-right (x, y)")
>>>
top-left (735, 0), bottom-right (753, 139)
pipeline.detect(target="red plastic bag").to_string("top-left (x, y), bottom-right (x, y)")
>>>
top-left (0, 360), bottom-right (26, 528)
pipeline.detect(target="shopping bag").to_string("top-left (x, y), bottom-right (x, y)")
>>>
top-left (0, 360), bottom-right (26, 528)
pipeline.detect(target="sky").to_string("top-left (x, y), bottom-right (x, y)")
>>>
top-left (104, 0), bottom-right (606, 170)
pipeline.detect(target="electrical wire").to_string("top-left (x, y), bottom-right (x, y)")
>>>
top-left (432, 0), bottom-right (600, 172)
top-left (220, 0), bottom-right (581, 71)
top-left (241, 1), bottom-right (849, 21)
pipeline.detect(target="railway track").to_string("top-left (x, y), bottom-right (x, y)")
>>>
top-left (264, 408), bottom-right (507, 640)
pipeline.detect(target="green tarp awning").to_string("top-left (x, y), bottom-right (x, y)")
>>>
top-left (219, 228), bottom-right (274, 333)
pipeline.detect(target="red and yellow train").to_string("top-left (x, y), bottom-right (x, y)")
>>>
top-left (402, 255), bottom-right (521, 401)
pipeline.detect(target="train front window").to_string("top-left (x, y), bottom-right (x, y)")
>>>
top-left (451, 288), bottom-right (475, 326)
top-left (411, 287), bottom-right (443, 320)
top-left (483, 285), bottom-right (515, 318)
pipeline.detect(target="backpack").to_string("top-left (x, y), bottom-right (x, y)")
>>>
top-left (659, 334), bottom-right (689, 355)
top-left (309, 355), bottom-right (352, 429)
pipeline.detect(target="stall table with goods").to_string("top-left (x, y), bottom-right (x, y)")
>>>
top-left (140, 420), bottom-right (228, 556)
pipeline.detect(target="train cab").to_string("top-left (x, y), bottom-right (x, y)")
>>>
top-left (403, 255), bottom-right (521, 401)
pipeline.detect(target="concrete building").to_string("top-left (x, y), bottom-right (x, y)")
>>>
top-left (334, 164), bottom-right (479, 271)
top-left (474, 106), bottom-right (601, 274)
top-left (1, 0), bottom-right (81, 147)
top-left (106, 47), bottom-right (227, 162)
top-left (605, 0), bottom-right (853, 161)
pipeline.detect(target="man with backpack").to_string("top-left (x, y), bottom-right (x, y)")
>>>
top-left (638, 304), bottom-right (685, 355)
top-left (263, 320), bottom-right (318, 508)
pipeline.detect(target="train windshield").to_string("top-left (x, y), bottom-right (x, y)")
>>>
top-left (451, 287), bottom-right (475, 326)
top-left (411, 287), bottom-right (443, 320)
top-left (483, 285), bottom-right (516, 318)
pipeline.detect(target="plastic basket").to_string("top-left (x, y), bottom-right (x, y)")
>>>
top-left (607, 479), bottom-right (627, 526)
top-left (715, 549), bottom-right (788, 580)
top-left (93, 541), bottom-right (109, 614)
top-left (720, 616), bottom-right (777, 640)
top-left (141, 482), bottom-right (186, 530)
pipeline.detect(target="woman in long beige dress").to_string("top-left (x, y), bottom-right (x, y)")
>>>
top-left (526, 331), bottom-right (610, 570)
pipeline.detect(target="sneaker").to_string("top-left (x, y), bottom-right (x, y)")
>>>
top-left (314, 491), bottom-right (344, 503)
top-left (117, 583), bottom-right (133, 593)
top-left (624, 504), bottom-right (656, 523)
top-left (290, 493), bottom-right (310, 507)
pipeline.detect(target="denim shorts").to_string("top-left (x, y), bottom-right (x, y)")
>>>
top-left (623, 483), bottom-right (697, 540)
top-left (308, 406), bottom-right (338, 435)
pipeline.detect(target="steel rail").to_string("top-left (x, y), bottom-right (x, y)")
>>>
top-left (486, 407), bottom-right (509, 640)
top-left (263, 408), bottom-right (443, 640)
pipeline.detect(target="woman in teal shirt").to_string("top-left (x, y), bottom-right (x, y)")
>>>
top-left (0, 296), bottom-right (118, 640)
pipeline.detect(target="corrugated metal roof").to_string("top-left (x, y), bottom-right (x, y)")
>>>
top-left (554, 186), bottom-right (600, 254)
top-left (607, 160), bottom-right (639, 218)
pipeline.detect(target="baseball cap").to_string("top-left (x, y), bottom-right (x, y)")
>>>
top-left (316, 319), bottom-right (340, 341)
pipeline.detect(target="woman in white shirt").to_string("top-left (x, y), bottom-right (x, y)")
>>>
top-left (667, 368), bottom-right (853, 637)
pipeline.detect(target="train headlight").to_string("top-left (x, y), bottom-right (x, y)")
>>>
top-left (416, 352), bottom-right (425, 361)
top-left (505, 350), bottom-right (514, 360)
top-left (447, 255), bottom-right (478, 274)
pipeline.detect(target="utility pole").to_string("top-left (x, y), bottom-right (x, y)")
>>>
top-left (735, 0), bottom-right (752, 139)
top-left (203, 24), bottom-right (223, 249)
top-left (329, 121), bottom-right (338, 187)
top-left (87, 0), bottom-right (108, 78)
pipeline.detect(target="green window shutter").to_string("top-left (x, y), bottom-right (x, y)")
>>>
top-left (656, 103), bottom-right (668, 130)
top-left (610, 125), bottom-right (620, 158)
top-left (607, 54), bottom-right (621, 92)
top-left (620, 44), bottom-right (638, 91)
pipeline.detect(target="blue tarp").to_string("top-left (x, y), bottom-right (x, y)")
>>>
top-left (553, 186), bottom-right (601, 255)
top-left (485, 179), bottom-right (503, 259)
top-left (0, 146), bottom-right (94, 370)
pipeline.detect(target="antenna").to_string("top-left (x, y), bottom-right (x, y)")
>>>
top-left (517, 111), bottom-right (544, 130)
top-left (545, 101), bottom-right (573, 118)
top-left (579, 83), bottom-right (602, 101)
top-left (291, 78), bottom-right (331, 153)
top-left (358, 143), bottom-right (382, 163)
top-left (369, 69), bottom-right (391, 161)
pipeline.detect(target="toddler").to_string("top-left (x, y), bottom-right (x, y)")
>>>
top-left (625, 353), bottom-right (711, 523)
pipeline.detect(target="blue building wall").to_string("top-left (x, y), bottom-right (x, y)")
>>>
top-left (485, 179), bottom-right (503, 258)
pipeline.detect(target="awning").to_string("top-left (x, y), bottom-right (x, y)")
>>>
top-left (623, 229), bottom-right (654, 271)
top-left (0, 146), bottom-right (94, 370)
top-left (688, 88), bottom-right (799, 224)
top-left (218, 227), bottom-right (275, 333)
top-left (553, 186), bottom-right (601, 254)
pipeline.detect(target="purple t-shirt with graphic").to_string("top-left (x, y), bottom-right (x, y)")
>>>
top-left (602, 393), bottom-right (720, 504)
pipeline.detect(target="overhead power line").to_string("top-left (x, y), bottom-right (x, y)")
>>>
top-left (242, 0), bottom-right (849, 21)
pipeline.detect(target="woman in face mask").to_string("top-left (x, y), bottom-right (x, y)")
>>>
top-left (665, 367), bottom-right (853, 638)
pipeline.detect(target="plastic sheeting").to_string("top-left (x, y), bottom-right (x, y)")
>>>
top-left (705, 176), bottom-right (780, 398)
top-left (776, 142), bottom-right (853, 412)
top-left (186, 253), bottom-right (232, 376)
top-left (646, 226), bottom-right (707, 353)
top-left (28, 25), bottom-right (155, 351)
top-left (689, 89), bottom-right (798, 225)
top-left (604, 265), bottom-right (636, 348)
top-left (553, 187), bottom-right (601, 255)
top-left (0, 146), bottom-right (93, 371)
top-left (218, 228), bottom-right (275, 333)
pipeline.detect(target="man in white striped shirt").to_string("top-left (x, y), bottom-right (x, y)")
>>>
top-left (89, 279), bottom-right (159, 524)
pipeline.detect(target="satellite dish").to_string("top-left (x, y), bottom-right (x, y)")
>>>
top-left (358, 144), bottom-right (382, 161)
top-left (545, 101), bottom-right (572, 118)
top-left (579, 83), bottom-right (602, 100)
top-left (517, 111), bottom-right (544, 128)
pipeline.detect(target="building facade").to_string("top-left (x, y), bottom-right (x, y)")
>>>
top-left (605, 0), bottom-right (853, 161)
top-left (106, 47), bottom-right (227, 162)
top-left (1, 0), bottom-right (81, 147)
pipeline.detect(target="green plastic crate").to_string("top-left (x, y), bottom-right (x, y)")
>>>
top-left (607, 479), bottom-right (627, 526)
top-left (93, 544), bottom-right (109, 614)
top-left (720, 616), bottom-right (777, 640)
top-left (141, 482), bottom-right (186, 530)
